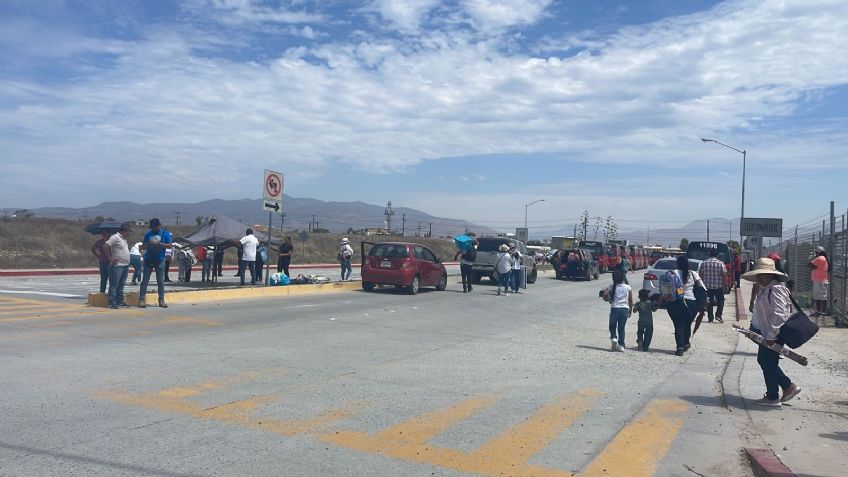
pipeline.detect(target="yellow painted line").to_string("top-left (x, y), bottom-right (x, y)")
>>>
top-left (0, 305), bottom-right (83, 315)
top-left (0, 309), bottom-right (117, 322)
top-left (469, 389), bottom-right (602, 470)
top-left (322, 389), bottom-right (600, 477)
top-left (579, 399), bottom-right (688, 477)
top-left (165, 280), bottom-right (362, 305)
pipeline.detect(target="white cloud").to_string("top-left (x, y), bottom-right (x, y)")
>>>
top-left (369, 0), bottom-right (440, 33)
top-left (460, 0), bottom-right (553, 33)
top-left (185, 0), bottom-right (324, 25)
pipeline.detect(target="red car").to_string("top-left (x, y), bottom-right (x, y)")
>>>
top-left (361, 242), bottom-right (448, 295)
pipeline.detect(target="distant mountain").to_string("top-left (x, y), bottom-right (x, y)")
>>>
top-left (22, 196), bottom-right (496, 237)
top-left (539, 219), bottom-right (739, 247)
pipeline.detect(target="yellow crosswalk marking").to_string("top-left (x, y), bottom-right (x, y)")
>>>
top-left (579, 399), bottom-right (688, 477)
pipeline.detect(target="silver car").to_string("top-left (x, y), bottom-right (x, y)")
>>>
top-left (642, 257), bottom-right (702, 299)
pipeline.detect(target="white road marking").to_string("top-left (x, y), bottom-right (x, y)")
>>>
top-left (0, 290), bottom-right (82, 298)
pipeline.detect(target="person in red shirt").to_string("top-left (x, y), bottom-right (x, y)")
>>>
top-left (732, 251), bottom-right (742, 289)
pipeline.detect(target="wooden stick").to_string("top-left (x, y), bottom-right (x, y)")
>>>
top-left (732, 324), bottom-right (808, 366)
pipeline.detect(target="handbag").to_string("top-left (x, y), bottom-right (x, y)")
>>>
top-left (777, 293), bottom-right (819, 349)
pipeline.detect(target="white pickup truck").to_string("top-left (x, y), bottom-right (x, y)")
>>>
top-left (470, 237), bottom-right (538, 284)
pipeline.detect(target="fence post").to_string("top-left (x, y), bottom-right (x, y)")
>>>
top-left (829, 202), bottom-right (836, 316)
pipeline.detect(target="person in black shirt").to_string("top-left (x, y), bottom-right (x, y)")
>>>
top-left (277, 236), bottom-right (294, 276)
top-left (454, 239), bottom-right (478, 293)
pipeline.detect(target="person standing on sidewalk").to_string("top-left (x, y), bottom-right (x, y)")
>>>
top-left (744, 257), bottom-right (801, 407)
top-left (454, 238), bottom-right (478, 293)
top-left (509, 244), bottom-right (522, 294)
top-left (103, 223), bottom-right (131, 309)
top-left (139, 218), bottom-right (172, 309)
top-left (699, 249), bottom-right (728, 323)
top-left (233, 229), bottom-right (258, 286)
top-left (809, 246), bottom-right (830, 317)
top-left (338, 238), bottom-right (354, 281)
top-left (602, 271), bottom-right (632, 352)
top-left (495, 244), bottom-right (513, 296)
top-left (129, 241), bottom-right (143, 285)
top-left (90, 229), bottom-right (111, 293)
top-left (732, 251), bottom-right (743, 289)
top-left (277, 236), bottom-right (294, 276)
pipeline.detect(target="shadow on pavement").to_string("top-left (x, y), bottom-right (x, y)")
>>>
top-left (575, 344), bottom-right (618, 353)
top-left (714, 350), bottom-right (758, 357)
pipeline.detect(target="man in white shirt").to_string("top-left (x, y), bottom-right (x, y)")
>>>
top-left (103, 223), bottom-right (131, 309)
top-left (236, 228), bottom-right (259, 286)
top-left (129, 241), bottom-right (143, 285)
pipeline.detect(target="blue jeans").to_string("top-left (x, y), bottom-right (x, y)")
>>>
top-left (498, 270), bottom-right (511, 291)
top-left (609, 307), bottom-right (629, 346)
top-left (202, 258), bottom-right (213, 281)
top-left (140, 261), bottom-right (166, 302)
top-left (239, 260), bottom-right (256, 285)
top-left (340, 260), bottom-right (352, 280)
top-left (98, 262), bottom-right (110, 293)
top-left (510, 268), bottom-right (521, 292)
top-left (130, 255), bottom-right (142, 283)
top-left (108, 265), bottom-right (128, 306)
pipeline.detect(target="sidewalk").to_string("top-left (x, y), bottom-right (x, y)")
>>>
top-left (725, 280), bottom-right (848, 477)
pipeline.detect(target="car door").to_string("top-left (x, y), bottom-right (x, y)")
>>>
top-left (413, 246), bottom-right (435, 285)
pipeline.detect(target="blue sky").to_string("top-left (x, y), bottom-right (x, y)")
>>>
top-left (1, 0), bottom-right (846, 235)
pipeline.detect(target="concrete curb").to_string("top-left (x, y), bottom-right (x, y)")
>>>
top-left (735, 287), bottom-right (748, 321)
top-left (745, 448), bottom-right (797, 477)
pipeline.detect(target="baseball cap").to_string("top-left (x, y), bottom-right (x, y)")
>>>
top-left (768, 252), bottom-right (781, 261)
top-left (149, 218), bottom-right (161, 228)
top-left (815, 245), bottom-right (825, 253)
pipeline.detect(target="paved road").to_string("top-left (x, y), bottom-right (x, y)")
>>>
top-left (0, 270), bottom-right (751, 476)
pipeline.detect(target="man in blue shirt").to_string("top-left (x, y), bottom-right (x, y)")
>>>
top-left (138, 218), bottom-right (173, 308)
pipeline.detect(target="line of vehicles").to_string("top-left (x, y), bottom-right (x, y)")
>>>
top-left (355, 235), bottom-right (734, 297)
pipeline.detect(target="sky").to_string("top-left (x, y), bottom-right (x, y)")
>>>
top-left (1, 0), bottom-right (847, 236)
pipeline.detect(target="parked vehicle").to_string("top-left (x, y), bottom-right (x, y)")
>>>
top-left (628, 245), bottom-right (644, 270)
top-left (686, 241), bottom-right (733, 293)
top-left (556, 248), bottom-right (599, 281)
top-left (642, 257), bottom-right (703, 302)
top-left (606, 244), bottom-right (625, 272)
top-left (580, 240), bottom-right (608, 273)
top-left (360, 242), bottom-right (447, 295)
top-left (644, 246), bottom-right (664, 266)
top-left (471, 237), bottom-right (538, 284)
top-left (550, 236), bottom-right (578, 252)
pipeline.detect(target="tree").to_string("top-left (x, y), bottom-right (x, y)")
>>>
top-left (679, 238), bottom-right (690, 251)
top-left (603, 216), bottom-right (618, 241)
top-left (196, 216), bottom-right (204, 227)
top-left (346, 227), bottom-right (355, 234)
top-left (726, 239), bottom-right (740, 251)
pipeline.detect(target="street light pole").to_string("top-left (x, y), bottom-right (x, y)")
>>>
top-left (524, 199), bottom-right (545, 229)
top-left (701, 138), bottom-right (746, 245)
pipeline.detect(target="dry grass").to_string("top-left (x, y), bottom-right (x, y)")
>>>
top-left (0, 217), bottom-right (461, 269)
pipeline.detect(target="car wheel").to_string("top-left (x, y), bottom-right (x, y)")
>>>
top-left (436, 274), bottom-right (447, 291)
top-left (362, 282), bottom-right (375, 291)
top-left (471, 273), bottom-right (482, 284)
top-left (528, 266), bottom-right (537, 284)
top-left (408, 275), bottom-right (420, 295)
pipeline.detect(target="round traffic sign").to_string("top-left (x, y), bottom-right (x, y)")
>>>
top-left (265, 173), bottom-right (282, 199)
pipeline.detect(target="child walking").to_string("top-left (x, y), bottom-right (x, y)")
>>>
top-left (601, 271), bottom-right (632, 352)
top-left (633, 289), bottom-right (659, 351)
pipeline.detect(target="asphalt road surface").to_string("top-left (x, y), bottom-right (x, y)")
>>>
top-left (0, 270), bottom-right (751, 476)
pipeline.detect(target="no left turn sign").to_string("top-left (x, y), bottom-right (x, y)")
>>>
top-left (264, 170), bottom-right (283, 201)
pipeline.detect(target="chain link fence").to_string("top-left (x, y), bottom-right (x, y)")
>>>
top-left (764, 203), bottom-right (847, 327)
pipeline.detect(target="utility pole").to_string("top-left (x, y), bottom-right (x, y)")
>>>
top-left (310, 215), bottom-right (317, 233)
top-left (174, 211), bottom-right (182, 226)
top-left (428, 223), bottom-right (432, 238)
top-left (384, 201), bottom-right (395, 235)
top-left (401, 213), bottom-right (406, 236)
top-left (417, 222), bottom-right (422, 237)
top-left (647, 226), bottom-right (650, 244)
top-left (707, 220), bottom-right (710, 241)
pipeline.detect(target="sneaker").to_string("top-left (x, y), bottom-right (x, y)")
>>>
top-left (119, 303), bottom-right (130, 308)
top-left (497, 289), bottom-right (501, 296)
top-left (752, 396), bottom-right (781, 407)
top-left (463, 289), bottom-right (468, 293)
top-left (684, 343), bottom-right (691, 350)
top-left (675, 348), bottom-right (684, 356)
top-left (715, 317), bottom-right (724, 323)
top-left (611, 338), bottom-right (618, 351)
top-left (158, 299), bottom-right (168, 308)
top-left (616, 344), bottom-right (625, 352)
top-left (138, 299), bottom-right (147, 308)
top-left (468, 287), bottom-right (473, 292)
top-left (109, 304), bottom-right (119, 309)
top-left (636, 339), bottom-right (642, 348)
top-left (130, 281), bottom-right (137, 286)
top-left (781, 384), bottom-right (801, 403)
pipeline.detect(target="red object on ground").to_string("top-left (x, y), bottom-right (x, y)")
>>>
top-left (745, 448), bottom-right (796, 477)
top-left (735, 287), bottom-right (748, 321)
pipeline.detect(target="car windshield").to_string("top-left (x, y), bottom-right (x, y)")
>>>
top-left (477, 239), bottom-right (509, 252)
top-left (368, 244), bottom-right (408, 258)
top-left (686, 242), bottom-right (732, 264)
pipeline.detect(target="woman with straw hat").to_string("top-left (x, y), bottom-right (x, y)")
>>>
top-left (743, 257), bottom-right (801, 407)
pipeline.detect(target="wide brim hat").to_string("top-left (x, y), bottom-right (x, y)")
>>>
top-left (341, 238), bottom-right (349, 244)
top-left (741, 257), bottom-right (789, 282)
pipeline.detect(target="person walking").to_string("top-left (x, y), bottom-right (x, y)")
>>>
top-left (633, 289), bottom-right (658, 351)
top-left (617, 253), bottom-right (631, 284)
top-left (732, 251), bottom-right (743, 289)
top-left (138, 218), bottom-right (172, 309)
top-left (454, 238), bottom-right (478, 293)
top-left (233, 229), bottom-right (258, 286)
top-left (90, 229), bottom-right (112, 293)
top-left (665, 255), bottom-right (706, 356)
top-left (129, 241), bottom-right (143, 286)
top-left (103, 223), bottom-right (131, 309)
top-left (494, 244), bottom-right (513, 296)
top-left (602, 271), bottom-right (632, 352)
top-left (215, 247), bottom-right (224, 277)
top-left (809, 245), bottom-right (830, 317)
top-left (339, 238), bottom-right (354, 281)
top-left (698, 249), bottom-right (728, 323)
top-left (509, 244), bottom-right (522, 294)
top-left (744, 257), bottom-right (801, 407)
top-left (277, 236), bottom-right (294, 276)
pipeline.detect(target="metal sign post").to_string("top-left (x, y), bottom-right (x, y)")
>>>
top-left (263, 170), bottom-right (285, 286)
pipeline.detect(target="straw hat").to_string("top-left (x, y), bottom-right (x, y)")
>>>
top-left (499, 244), bottom-right (509, 252)
top-left (341, 238), bottom-right (349, 244)
top-left (741, 257), bottom-right (789, 282)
